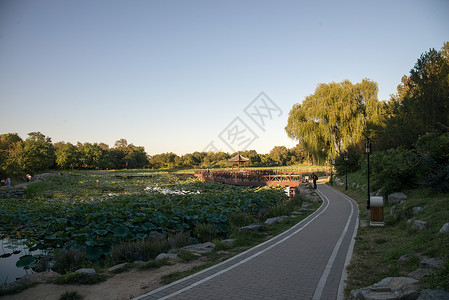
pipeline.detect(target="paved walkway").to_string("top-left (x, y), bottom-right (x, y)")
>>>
top-left (134, 183), bottom-right (359, 300)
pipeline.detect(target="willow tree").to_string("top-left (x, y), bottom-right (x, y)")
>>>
top-left (285, 79), bottom-right (383, 162)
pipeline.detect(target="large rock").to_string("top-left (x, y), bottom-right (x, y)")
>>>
top-left (408, 268), bottom-right (434, 279)
top-left (387, 192), bottom-right (407, 203)
top-left (156, 253), bottom-right (178, 260)
top-left (107, 263), bottom-right (128, 272)
top-left (418, 289), bottom-right (449, 300)
top-left (264, 216), bottom-right (288, 225)
top-left (182, 242), bottom-right (216, 253)
top-left (75, 268), bottom-right (96, 275)
top-left (238, 224), bottom-right (264, 233)
top-left (420, 257), bottom-right (446, 270)
top-left (350, 277), bottom-right (420, 300)
top-left (408, 257), bottom-right (446, 279)
top-left (439, 222), bottom-right (449, 234)
top-left (413, 220), bottom-right (429, 231)
top-left (413, 207), bottom-right (425, 215)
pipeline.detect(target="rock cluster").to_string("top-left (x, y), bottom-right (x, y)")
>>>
top-left (350, 277), bottom-right (420, 300)
top-left (351, 255), bottom-right (448, 299)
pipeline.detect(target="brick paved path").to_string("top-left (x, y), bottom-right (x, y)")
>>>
top-left (135, 183), bottom-right (359, 300)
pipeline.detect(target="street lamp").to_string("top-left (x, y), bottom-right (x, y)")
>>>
top-left (344, 152), bottom-right (349, 190)
top-left (329, 152), bottom-right (335, 186)
top-left (364, 134), bottom-right (372, 210)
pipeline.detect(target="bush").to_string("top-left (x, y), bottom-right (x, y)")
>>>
top-left (58, 290), bottom-right (83, 300)
top-left (228, 212), bottom-right (257, 229)
top-left (365, 147), bottom-right (424, 196)
top-left (416, 132), bottom-right (449, 193)
top-left (54, 249), bottom-right (87, 274)
top-left (193, 223), bottom-right (216, 242)
top-left (110, 238), bottom-right (170, 262)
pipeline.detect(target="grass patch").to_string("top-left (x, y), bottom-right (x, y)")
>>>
top-left (177, 249), bottom-right (198, 262)
top-left (333, 177), bottom-right (449, 296)
top-left (137, 258), bottom-right (173, 270)
top-left (58, 290), bottom-right (83, 300)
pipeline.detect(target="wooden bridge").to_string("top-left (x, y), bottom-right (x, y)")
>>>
top-left (194, 168), bottom-right (327, 188)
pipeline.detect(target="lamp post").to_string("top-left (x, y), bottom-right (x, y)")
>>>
top-left (344, 152), bottom-right (349, 190)
top-left (329, 152), bottom-right (334, 186)
top-left (364, 134), bottom-right (372, 210)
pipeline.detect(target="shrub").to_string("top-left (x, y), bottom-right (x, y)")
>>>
top-left (167, 232), bottom-right (193, 249)
top-left (54, 249), bottom-right (87, 274)
top-left (58, 290), bottom-right (83, 300)
top-left (110, 238), bottom-right (170, 262)
top-left (364, 147), bottom-right (424, 196)
top-left (193, 223), bottom-right (216, 242)
top-left (177, 249), bottom-right (197, 262)
top-left (137, 258), bottom-right (172, 270)
top-left (229, 212), bottom-right (257, 229)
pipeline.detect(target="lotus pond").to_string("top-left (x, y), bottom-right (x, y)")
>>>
top-left (0, 170), bottom-right (288, 284)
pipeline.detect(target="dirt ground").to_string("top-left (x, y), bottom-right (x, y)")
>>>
top-left (2, 259), bottom-right (207, 300)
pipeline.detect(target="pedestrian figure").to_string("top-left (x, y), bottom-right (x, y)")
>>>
top-left (311, 172), bottom-right (318, 189)
top-left (6, 176), bottom-right (11, 188)
top-left (26, 174), bottom-right (32, 183)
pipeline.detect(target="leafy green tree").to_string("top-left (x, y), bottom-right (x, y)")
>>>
top-left (15, 132), bottom-right (56, 173)
top-left (286, 79), bottom-right (383, 162)
top-left (269, 146), bottom-right (289, 166)
top-left (378, 42), bottom-right (449, 150)
top-left (55, 142), bottom-right (79, 169)
top-left (288, 143), bottom-right (308, 165)
top-left (0, 133), bottom-right (23, 176)
top-left (123, 145), bottom-right (149, 169)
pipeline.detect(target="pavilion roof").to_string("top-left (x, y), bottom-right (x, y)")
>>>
top-left (228, 152), bottom-right (249, 162)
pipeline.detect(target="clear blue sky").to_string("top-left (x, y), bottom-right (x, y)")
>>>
top-left (1, 0), bottom-right (448, 155)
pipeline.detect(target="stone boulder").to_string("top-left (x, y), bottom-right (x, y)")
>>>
top-left (156, 253), bottom-right (178, 260)
top-left (350, 277), bottom-right (420, 300)
top-left (182, 242), bottom-right (216, 253)
top-left (439, 222), bottom-right (449, 234)
top-left (264, 216), bottom-right (288, 225)
top-left (413, 220), bottom-right (429, 231)
top-left (75, 268), bottom-right (96, 275)
top-left (420, 257), bottom-right (446, 270)
top-left (334, 177), bottom-right (343, 186)
top-left (107, 263), bottom-right (128, 272)
top-left (413, 206), bottom-right (425, 215)
top-left (221, 239), bottom-right (235, 245)
top-left (387, 192), bottom-right (407, 203)
top-left (418, 289), bottom-right (449, 300)
top-left (238, 224), bottom-right (264, 234)
top-left (408, 256), bottom-right (446, 280)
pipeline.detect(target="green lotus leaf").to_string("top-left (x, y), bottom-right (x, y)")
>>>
top-left (135, 233), bottom-right (147, 239)
top-left (86, 246), bottom-right (102, 261)
top-left (95, 229), bottom-right (108, 235)
top-left (16, 255), bottom-right (35, 268)
top-left (216, 223), bottom-right (229, 233)
top-left (142, 222), bottom-right (156, 231)
top-left (111, 225), bottom-right (129, 237)
top-left (96, 216), bottom-right (107, 224)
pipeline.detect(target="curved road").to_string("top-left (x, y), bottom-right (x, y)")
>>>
top-left (135, 183), bottom-right (359, 300)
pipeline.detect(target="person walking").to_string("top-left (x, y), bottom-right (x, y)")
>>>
top-left (311, 172), bottom-right (318, 189)
top-left (6, 176), bottom-right (11, 188)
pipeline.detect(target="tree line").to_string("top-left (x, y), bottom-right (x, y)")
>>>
top-left (286, 42), bottom-right (449, 194)
top-left (0, 132), bottom-right (311, 178)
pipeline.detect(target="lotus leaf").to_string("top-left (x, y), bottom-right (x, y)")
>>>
top-left (16, 255), bottom-right (34, 268)
top-left (111, 225), bottom-right (129, 237)
top-left (95, 229), bottom-right (108, 235)
top-left (86, 246), bottom-right (102, 261)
